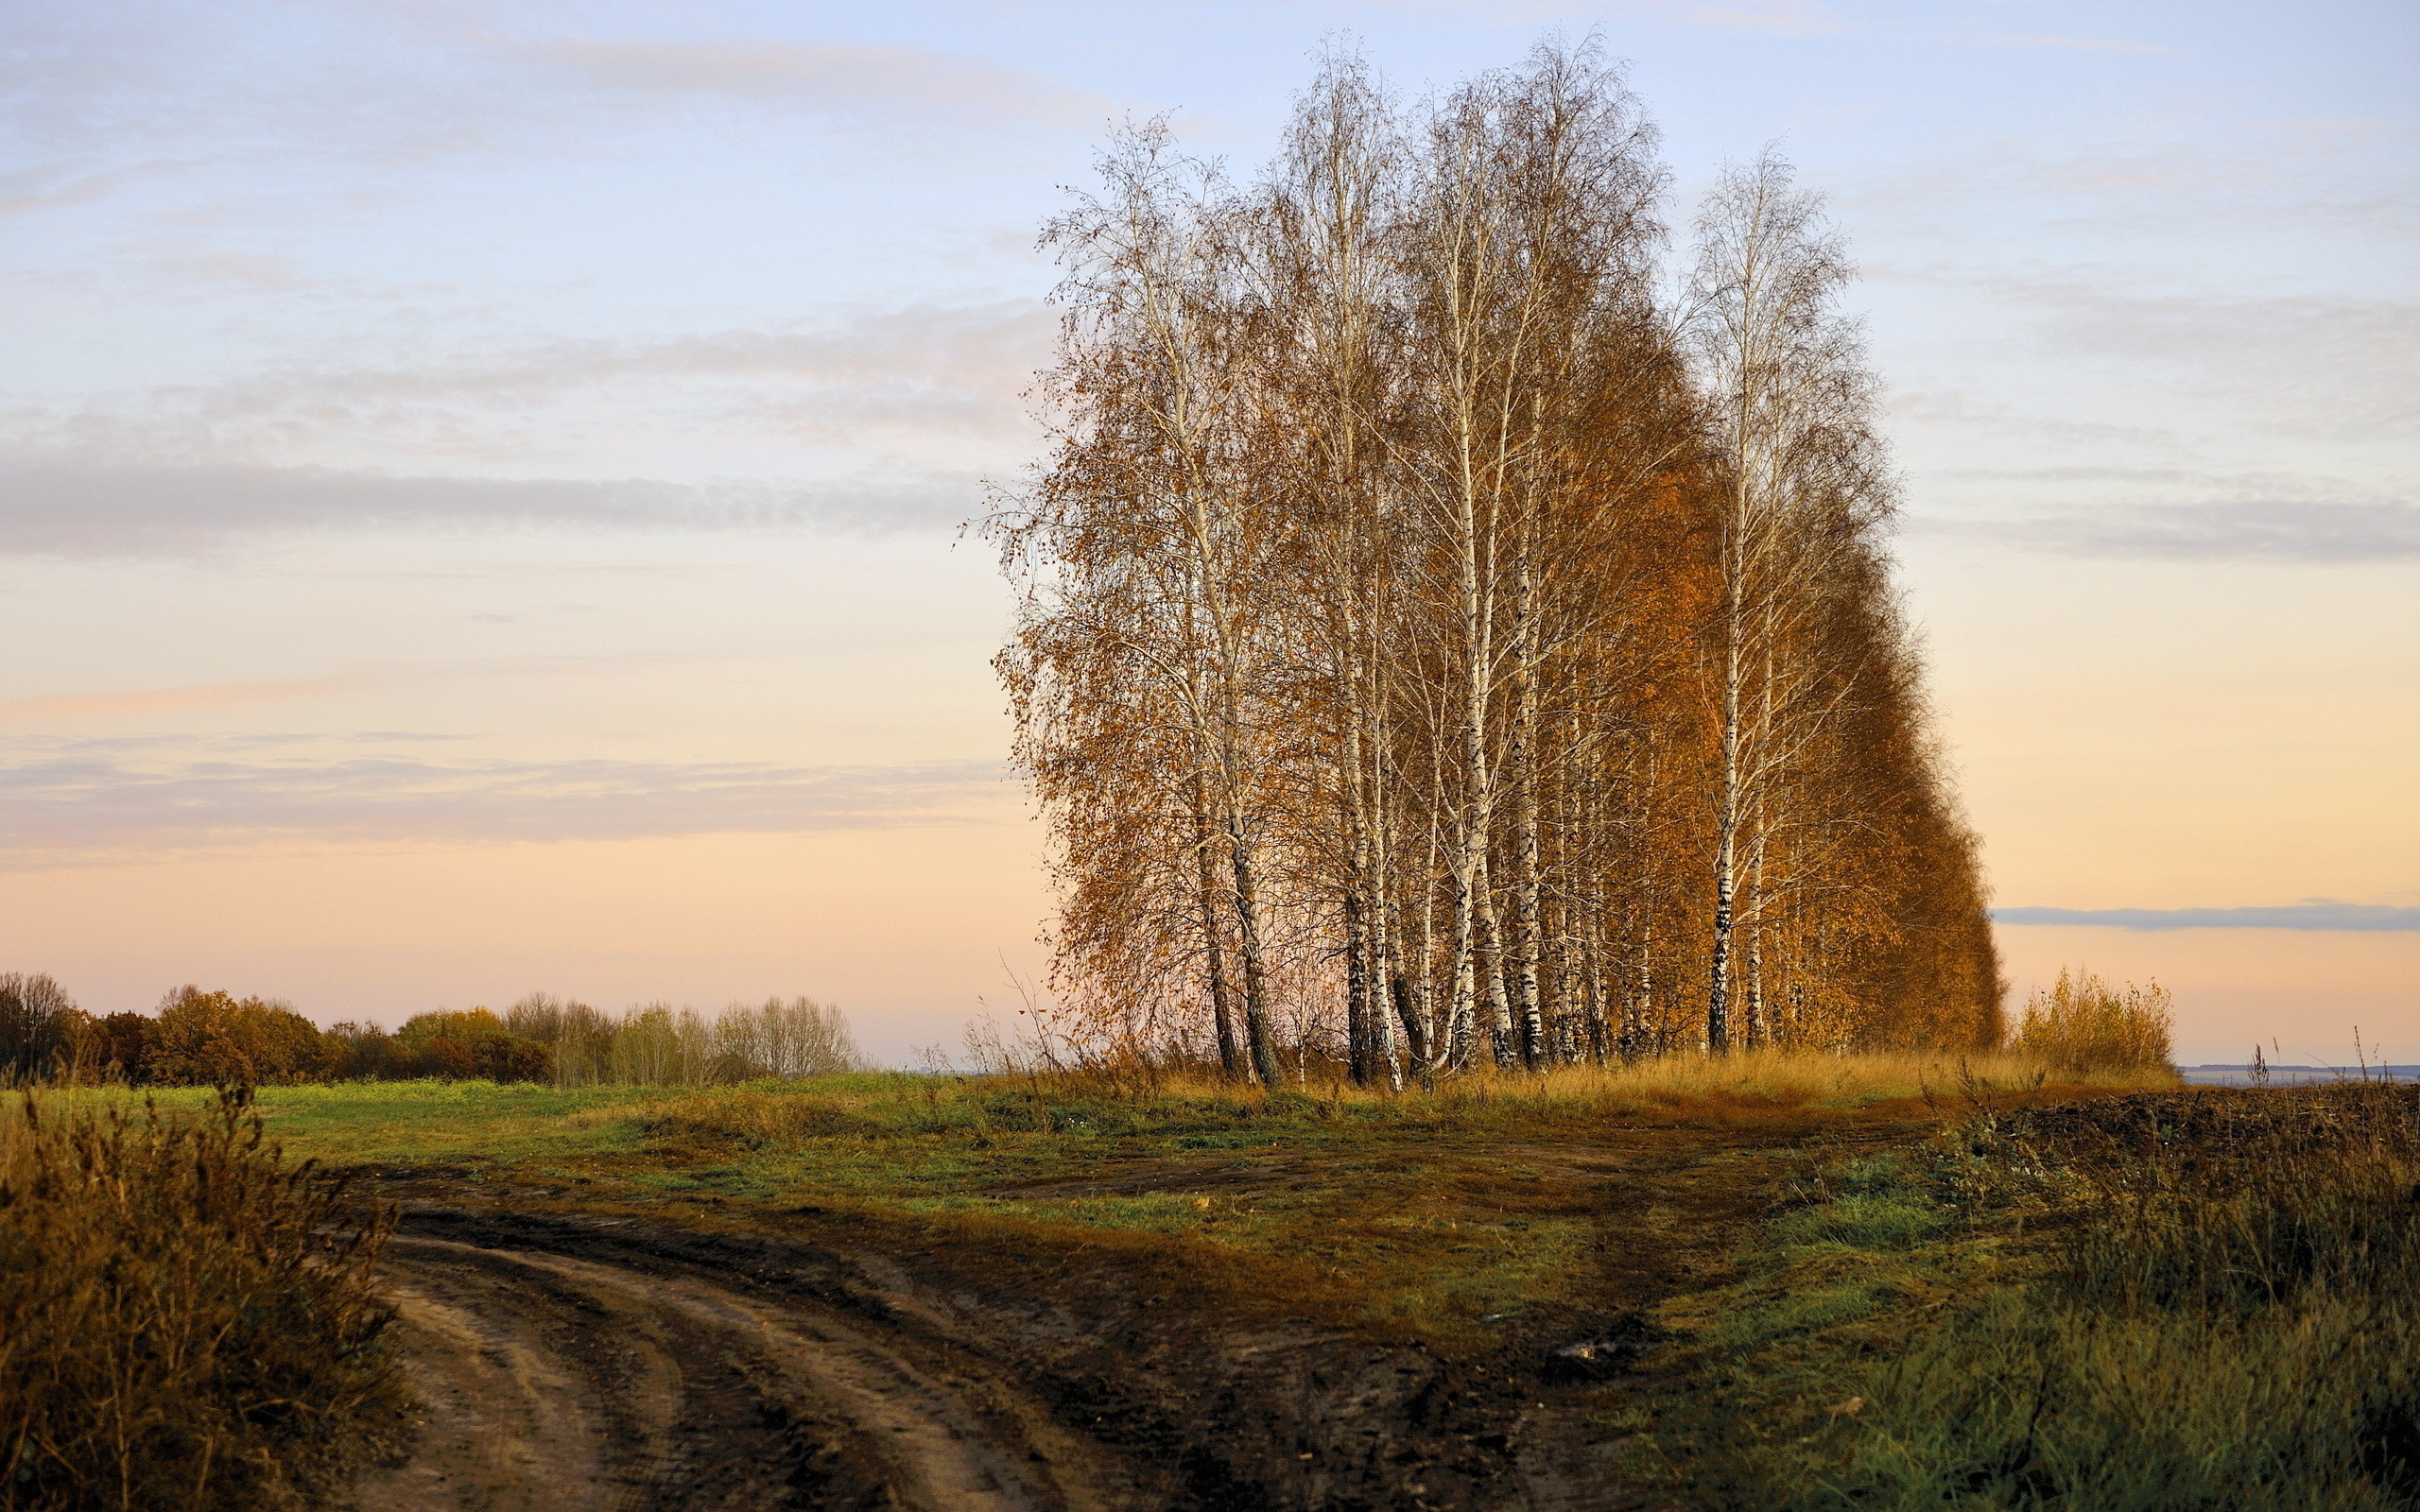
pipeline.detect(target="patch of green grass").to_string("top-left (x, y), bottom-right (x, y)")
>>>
top-left (128, 1078), bottom-right (683, 1166)
top-left (112, 1066), bottom-right (2170, 1379)
top-left (1769, 1189), bottom-right (1945, 1250)
top-left (1626, 1086), bottom-right (2420, 1511)
top-left (195, 1070), bottom-right (1893, 1351)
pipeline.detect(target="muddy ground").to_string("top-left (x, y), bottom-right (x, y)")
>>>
top-left (353, 1204), bottom-right (1647, 1511)
top-left (340, 1098), bottom-right (1916, 1509)
top-left (349, 1119), bottom-right (1884, 1510)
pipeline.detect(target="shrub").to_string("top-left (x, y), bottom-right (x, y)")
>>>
top-left (1845, 1087), bottom-right (2420, 1509)
top-left (0, 1090), bottom-right (408, 1508)
top-left (1664, 1087), bottom-right (2420, 1509)
top-left (2012, 967), bottom-right (2172, 1073)
top-left (323, 1020), bottom-right (402, 1080)
top-left (146, 987), bottom-right (344, 1087)
top-left (391, 1008), bottom-right (551, 1082)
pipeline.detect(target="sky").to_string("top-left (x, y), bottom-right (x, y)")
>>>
top-left (2, 0), bottom-right (2412, 1066)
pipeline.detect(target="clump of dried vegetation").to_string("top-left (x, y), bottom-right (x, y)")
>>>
top-left (0, 1090), bottom-right (409, 1510)
top-left (2009, 967), bottom-right (2173, 1074)
top-left (1654, 1081), bottom-right (2420, 1510)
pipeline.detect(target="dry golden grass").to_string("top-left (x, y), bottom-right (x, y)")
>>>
top-left (633, 1050), bottom-right (2175, 1155)
top-left (1011, 1047), bottom-right (2172, 1112)
top-left (2012, 967), bottom-right (2174, 1074)
top-left (0, 1090), bottom-right (410, 1511)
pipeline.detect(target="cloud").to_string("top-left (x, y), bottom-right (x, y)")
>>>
top-left (5, 301), bottom-right (1051, 468)
top-left (0, 301), bottom-right (1048, 553)
top-left (2022, 287), bottom-right (2420, 432)
top-left (0, 749), bottom-right (1011, 866)
top-left (1994, 903), bottom-right (2420, 932)
top-left (1976, 34), bottom-right (2162, 55)
top-left (2, 6), bottom-right (1100, 174)
top-left (0, 158), bottom-right (196, 219)
top-left (1849, 127), bottom-right (2419, 250)
top-left (1887, 392), bottom-right (2187, 452)
top-left (1909, 499), bottom-right (2420, 563)
top-left (1353, 0), bottom-right (1845, 32)
top-left (0, 681), bottom-right (357, 721)
top-left (526, 39), bottom-right (1109, 130)
top-left (1870, 269), bottom-right (2420, 455)
top-left (1882, 280), bottom-right (2418, 441)
top-left (0, 461), bottom-right (980, 557)
top-left (1670, 1), bottom-right (1844, 34)
top-left (1596, 0), bottom-right (1844, 34)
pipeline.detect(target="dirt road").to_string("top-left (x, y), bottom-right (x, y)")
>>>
top-left (356, 1226), bottom-right (1150, 1511)
top-left (351, 1206), bottom-right (1652, 1511)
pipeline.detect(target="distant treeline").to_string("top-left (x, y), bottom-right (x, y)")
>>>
top-left (0, 973), bottom-right (859, 1088)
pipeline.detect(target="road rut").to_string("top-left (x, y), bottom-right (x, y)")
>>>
top-left (356, 1232), bottom-right (1119, 1512)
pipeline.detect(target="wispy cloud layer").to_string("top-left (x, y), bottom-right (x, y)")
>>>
top-left (7, 302), bottom-right (1050, 466)
top-left (1910, 500), bottom-right (2420, 563)
top-left (0, 462), bottom-right (979, 557)
top-left (1996, 903), bottom-right (2420, 932)
top-left (2017, 287), bottom-right (2420, 438)
top-left (1974, 34), bottom-right (2161, 55)
top-left (0, 299), bottom-right (1046, 554)
top-left (0, 681), bottom-right (357, 721)
top-left (526, 39), bottom-right (1110, 129)
top-left (0, 748), bottom-right (1010, 866)
top-left (1353, 0), bottom-right (1843, 34)
top-left (2, 6), bottom-right (1105, 164)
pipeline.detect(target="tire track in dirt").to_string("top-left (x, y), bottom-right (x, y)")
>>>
top-left (352, 1136), bottom-right (1822, 1512)
top-left (356, 1233), bottom-right (1122, 1512)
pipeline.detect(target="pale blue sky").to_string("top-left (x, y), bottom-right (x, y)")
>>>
top-left (3, 0), bottom-right (2413, 1060)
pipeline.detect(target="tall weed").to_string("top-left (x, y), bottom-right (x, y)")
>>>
top-left (0, 1091), bottom-right (408, 1510)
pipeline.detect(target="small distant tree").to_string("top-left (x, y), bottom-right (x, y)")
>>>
top-left (611, 1005), bottom-right (682, 1086)
top-left (87, 1011), bottom-right (157, 1082)
top-left (323, 1022), bottom-right (402, 1080)
top-left (505, 991), bottom-right (617, 1087)
top-left (716, 996), bottom-right (861, 1079)
top-left (2014, 968), bottom-right (2174, 1074)
top-left (295, 992), bottom-right (859, 1086)
top-left (0, 973), bottom-right (79, 1081)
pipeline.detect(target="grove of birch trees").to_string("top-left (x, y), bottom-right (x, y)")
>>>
top-left (990, 40), bottom-right (2003, 1083)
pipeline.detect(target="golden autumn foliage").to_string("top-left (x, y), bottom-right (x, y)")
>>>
top-left (991, 40), bottom-right (2002, 1080)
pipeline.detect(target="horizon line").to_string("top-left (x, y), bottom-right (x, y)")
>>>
top-left (1993, 902), bottom-right (2419, 932)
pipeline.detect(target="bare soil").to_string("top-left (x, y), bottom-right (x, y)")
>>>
top-left (352, 1114), bottom-right (1884, 1509)
top-left (351, 1200), bottom-right (1685, 1511)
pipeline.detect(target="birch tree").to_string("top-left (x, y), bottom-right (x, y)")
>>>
top-left (996, 49), bottom-right (2004, 1081)
top-left (1687, 149), bottom-right (1896, 1053)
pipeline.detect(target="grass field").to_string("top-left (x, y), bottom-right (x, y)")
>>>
top-left (110, 1054), bottom-right (2155, 1353)
top-left (1619, 1080), bottom-right (2420, 1509)
top-left (62, 1055), bottom-right (2417, 1510)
